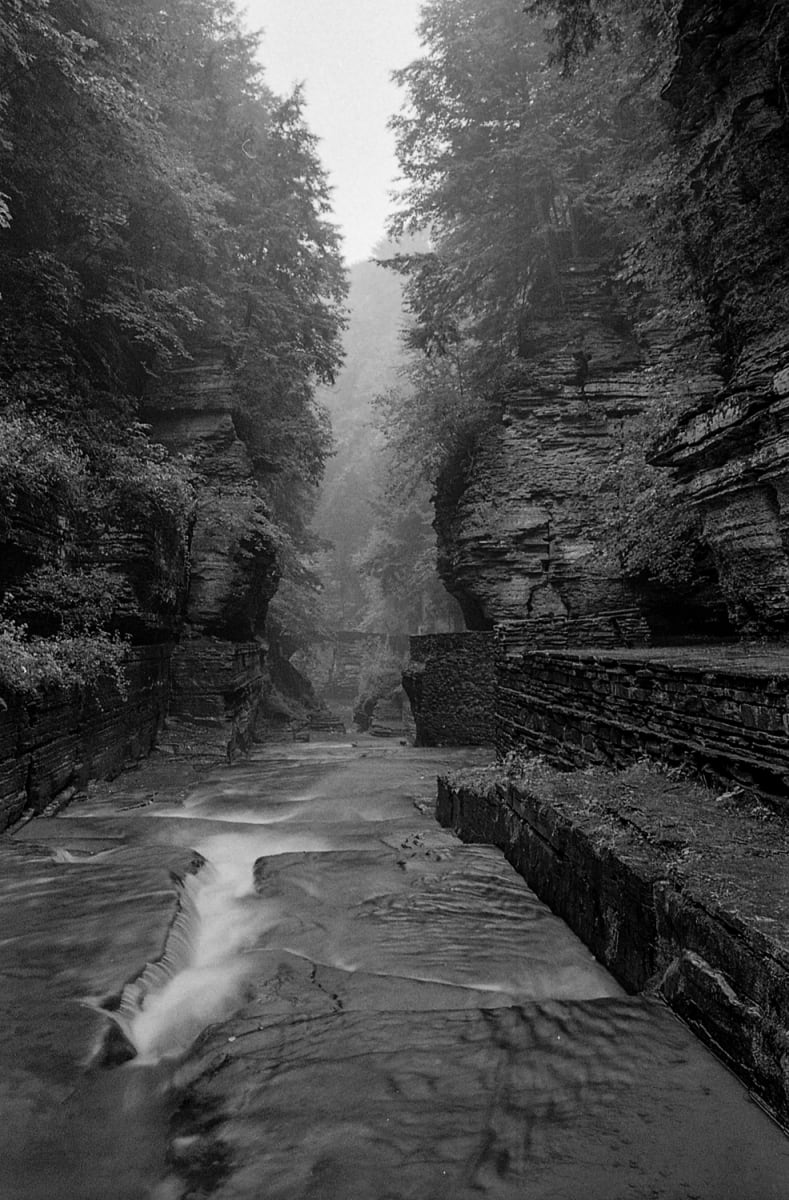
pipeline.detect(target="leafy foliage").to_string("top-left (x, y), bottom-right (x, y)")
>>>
top-left (388, 0), bottom-right (645, 379)
top-left (381, 0), bottom-right (659, 523)
top-left (524, 0), bottom-right (789, 380)
top-left (0, 618), bottom-right (128, 697)
top-left (587, 411), bottom-right (705, 589)
top-left (0, 563), bottom-right (131, 696)
top-left (384, 0), bottom-right (789, 613)
top-left (373, 347), bottom-right (489, 496)
top-left (2, 566), bottom-right (129, 636)
top-left (0, 0), bottom-right (347, 681)
top-left (354, 484), bottom-right (461, 635)
top-left (0, 410), bottom-right (87, 529)
top-left (523, 0), bottom-right (679, 74)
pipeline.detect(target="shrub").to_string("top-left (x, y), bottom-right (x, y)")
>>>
top-left (100, 424), bottom-right (195, 539)
top-left (0, 410), bottom-right (87, 532)
top-left (2, 565), bottom-right (130, 636)
top-left (0, 618), bottom-right (129, 698)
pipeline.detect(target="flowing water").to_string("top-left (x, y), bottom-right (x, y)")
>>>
top-left (1, 740), bottom-right (787, 1198)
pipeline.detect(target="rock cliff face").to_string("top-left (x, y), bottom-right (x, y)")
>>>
top-left (434, 259), bottom-right (721, 631)
top-left (0, 410), bottom-right (191, 831)
top-left (0, 352), bottom-right (286, 830)
top-left (433, 1), bottom-right (789, 641)
top-left (0, 645), bottom-right (171, 831)
top-left (496, 644), bottom-right (789, 804)
top-left (146, 353), bottom-right (280, 757)
top-left (653, 0), bottom-right (789, 635)
top-left (654, 383), bottom-right (789, 633)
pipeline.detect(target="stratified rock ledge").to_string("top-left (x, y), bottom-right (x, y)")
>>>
top-left (437, 760), bottom-right (789, 1128)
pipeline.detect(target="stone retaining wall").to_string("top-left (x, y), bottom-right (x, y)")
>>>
top-left (403, 633), bottom-right (496, 746)
top-left (0, 644), bottom-right (172, 832)
top-left (496, 608), bottom-right (650, 656)
top-left (402, 612), bottom-right (648, 751)
top-left (496, 646), bottom-right (789, 805)
top-left (437, 765), bottom-right (789, 1127)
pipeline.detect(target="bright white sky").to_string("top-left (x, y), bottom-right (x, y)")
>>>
top-left (242, 0), bottom-right (424, 264)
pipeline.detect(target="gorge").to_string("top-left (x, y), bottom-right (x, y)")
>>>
top-left (2, 0), bottom-right (789, 1196)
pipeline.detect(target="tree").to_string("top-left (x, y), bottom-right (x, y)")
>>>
top-left (0, 0), bottom-right (347, 685)
top-left (523, 0), bottom-right (679, 74)
top-left (387, 0), bottom-right (639, 381)
top-left (354, 483), bottom-right (461, 635)
top-left (384, 0), bottom-right (742, 609)
top-left (372, 346), bottom-right (486, 494)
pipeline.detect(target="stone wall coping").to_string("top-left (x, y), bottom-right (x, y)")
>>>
top-left (495, 608), bottom-right (643, 627)
top-left (409, 631), bottom-right (495, 654)
top-left (519, 644), bottom-right (789, 680)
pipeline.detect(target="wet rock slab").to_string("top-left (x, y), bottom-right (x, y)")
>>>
top-left (438, 758), bottom-right (789, 1129)
top-left (3, 741), bottom-right (789, 1198)
top-left (171, 999), bottom-right (789, 1200)
top-left (164, 746), bottom-right (789, 1199)
top-left (0, 827), bottom-right (197, 1199)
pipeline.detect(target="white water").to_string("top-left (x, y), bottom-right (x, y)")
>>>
top-left (121, 828), bottom-right (332, 1062)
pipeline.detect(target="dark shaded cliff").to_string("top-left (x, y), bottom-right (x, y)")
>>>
top-left (653, 0), bottom-right (789, 635)
top-left (145, 354), bottom-right (281, 757)
top-left (433, 256), bottom-right (725, 635)
top-left (0, 2), bottom-right (346, 828)
top-left (0, 351), bottom-right (290, 828)
top-left (428, 0), bottom-right (789, 640)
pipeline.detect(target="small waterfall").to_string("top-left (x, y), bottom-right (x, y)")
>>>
top-left (101, 828), bottom-right (331, 1065)
top-left (115, 869), bottom-right (203, 1029)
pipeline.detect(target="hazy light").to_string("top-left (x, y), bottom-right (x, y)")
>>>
top-left (242, 0), bottom-right (423, 263)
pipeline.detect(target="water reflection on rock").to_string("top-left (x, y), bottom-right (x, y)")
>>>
top-left (1, 741), bottom-right (788, 1199)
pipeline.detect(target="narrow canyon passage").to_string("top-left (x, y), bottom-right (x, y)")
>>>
top-left (1, 741), bottom-right (788, 1199)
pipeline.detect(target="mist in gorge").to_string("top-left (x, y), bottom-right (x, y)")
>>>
top-left (311, 240), bottom-right (465, 640)
top-left (2, 2), bottom-right (789, 1197)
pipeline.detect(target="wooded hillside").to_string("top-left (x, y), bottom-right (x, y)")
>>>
top-left (0, 0), bottom-right (346, 690)
top-left (386, 0), bottom-right (789, 634)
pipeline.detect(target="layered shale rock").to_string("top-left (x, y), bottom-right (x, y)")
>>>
top-left (434, 259), bottom-right (721, 631)
top-left (0, 352), bottom-right (286, 829)
top-left (432, 1), bottom-right (789, 641)
top-left (93, 492), bottom-right (189, 642)
top-left (655, 364), bottom-right (789, 638)
top-left (146, 353), bottom-right (279, 757)
top-left (653, 0), bottom-right (789, 635)
top-left (0, 645), bottom-right (171, 830)
top-left (496, 644), bottom-right (789, 806)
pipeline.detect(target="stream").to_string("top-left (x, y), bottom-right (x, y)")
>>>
top-left (1, 739), bottom-right (788, 1198)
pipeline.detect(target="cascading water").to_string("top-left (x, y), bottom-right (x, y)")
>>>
top-left (109, 829), bottom-right (334, 1064)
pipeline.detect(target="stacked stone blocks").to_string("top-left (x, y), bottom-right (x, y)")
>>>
top-left (497, 647), bottom-right (789, 806)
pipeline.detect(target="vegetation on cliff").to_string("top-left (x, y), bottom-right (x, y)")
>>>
top-left (535, 0), bottom-right (789, 379)
top-left (386, 0), bottom-right (789, 616)
top-left (0, 0), bottom-right (346, 693)
top-left (384, 0), bottom-right (665, 584)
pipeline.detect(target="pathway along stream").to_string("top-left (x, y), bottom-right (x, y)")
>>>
top-left (1, 739), bottom-right (788, 1198)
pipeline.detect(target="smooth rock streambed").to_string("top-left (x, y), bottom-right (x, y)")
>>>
top-left (1, 740), bottom-right (787, 1198)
